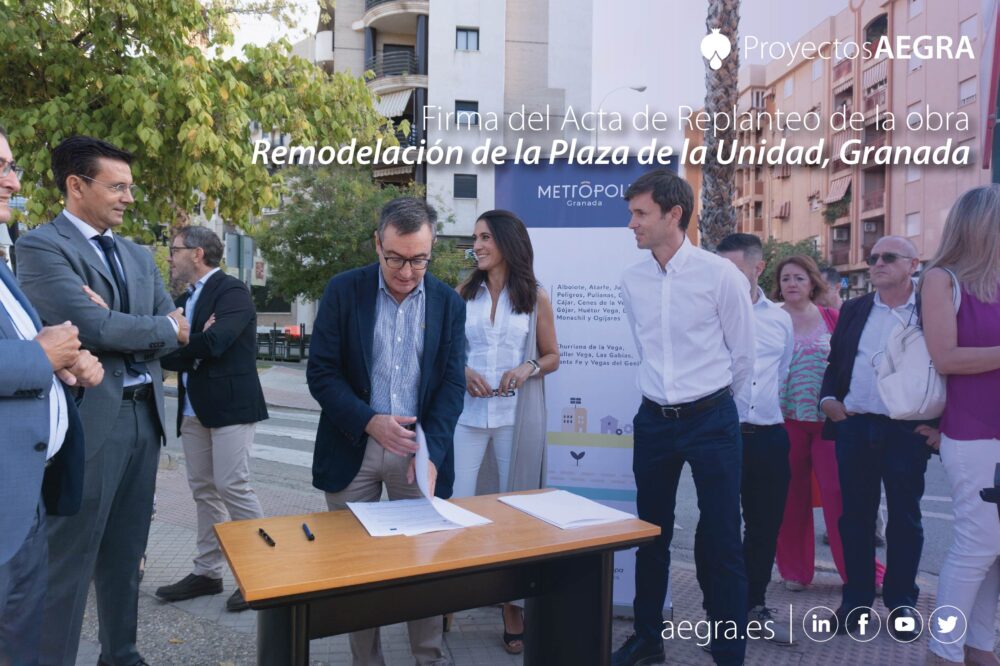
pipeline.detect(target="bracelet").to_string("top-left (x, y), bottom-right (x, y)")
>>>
top-left (527, 359), bottom-right (541, 376)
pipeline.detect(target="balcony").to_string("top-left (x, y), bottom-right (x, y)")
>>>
top-left (365, 52), bottom-right (427, 95)
top-left (864, 87), bottom-right (886, 113)
top-left (357, 0), bottom-right (429, 32)
top-left (833, 59), bottom-right (852, 81)
top-left (831, 248), bottom-right (851, 266)
top-left (862, 190), bottom-right (884, 212)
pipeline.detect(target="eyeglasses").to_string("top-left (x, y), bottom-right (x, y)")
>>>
top-left (382, 254), bottom-right (431, 270)
top-left (78, 174), bottom-right (139, 197)
top-left (0, 158), bottom-right (21, 179)
top-left (866, 252), bottom-right (913, 266)
top-left (169, 246), bottom-right (196, 256)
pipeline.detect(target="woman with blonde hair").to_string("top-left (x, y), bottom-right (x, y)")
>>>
top-left (922, 184), bottom-right (1000, 666)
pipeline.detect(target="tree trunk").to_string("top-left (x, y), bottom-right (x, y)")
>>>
top-left (701, 0), bottom-right (741, 250)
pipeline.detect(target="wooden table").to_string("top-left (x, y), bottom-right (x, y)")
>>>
top-left (216, 491), bottom-right (659, 666)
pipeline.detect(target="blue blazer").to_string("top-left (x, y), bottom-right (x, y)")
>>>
top-left (0, 262), bottom-right (84, 565)
top-left (306, 263), bottom-right (466, 499)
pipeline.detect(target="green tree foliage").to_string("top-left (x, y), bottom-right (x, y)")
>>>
top-left (0, 0), bottom-right (390, 240)
top-left (759, 237), bottom-right (825, 297)
top-left (257, 167), bottom-right (473, 301)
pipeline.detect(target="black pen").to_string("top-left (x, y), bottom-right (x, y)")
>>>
top-left (258, 527), bottom-right (276, 547)
top-left (302, 523), bottom-right (315, 541)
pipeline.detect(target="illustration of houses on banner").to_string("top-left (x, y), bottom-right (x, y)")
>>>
top-left (600, 415), bottom-right (619, 434)
top-left (561, 397), bottom-right (588, 433)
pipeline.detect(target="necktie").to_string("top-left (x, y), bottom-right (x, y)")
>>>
top-left (93, 234), bottom-right (148, 377)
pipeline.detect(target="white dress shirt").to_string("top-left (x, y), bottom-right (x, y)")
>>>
top-left (621, 238), bottom-right (756, 405)
top-left (458, 283), bottom-right (530, 428)
top-left (0, 279), bottom-right (69, 459)
top-left (181, 267), bottom-right (220, 417)
top-left (739, 288), bottom-right (794, 425)
top-left (841, 287), bottom-right (917, 416)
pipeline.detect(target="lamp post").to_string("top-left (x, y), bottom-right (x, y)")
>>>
top-left (593, 84), bottom-right (647, 147)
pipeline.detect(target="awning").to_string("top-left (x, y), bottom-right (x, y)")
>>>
top-left (373, 164), bottom-right (415, 178)
top-left (773, 201), bottom-right (790, 219)
top-left (373, 89), bottom-right (412, 118)
top-left (833, 78), bottom-right (854, 95)
top-left (862, 58), bottom-right (888, 90)
top-left (824, 176), bottom-right (852, 203)
top-left (831, 130), bottom-right (855, 156)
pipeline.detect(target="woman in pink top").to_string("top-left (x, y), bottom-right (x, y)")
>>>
top-left (922, 185), bottom-right (1000, 666)
top-left (773, 255), bottom-right (885, 591)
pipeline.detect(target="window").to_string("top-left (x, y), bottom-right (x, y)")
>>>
top-left (456, 28), bottom-right (479, 51)
top-left (906, 164), bottom-right (921, 183)
top-left (908, 0), bottom-right (924, 18)
top-left (960, 15), bottom-right (978, 41)
top-left (455, 100), bottom-right (480, 127)
top-left (908, 52), bottom-right (923, 72)
top-left (783, 77), bottom-right (794, 98)
top-left (905, 212), bottom-right (922, 237)
top-left (812, 59), bottom-right (823, 81)
top-left (959, 76), bottom-right (977, 106)
top-left (454, 174), bottom-right (478, 199)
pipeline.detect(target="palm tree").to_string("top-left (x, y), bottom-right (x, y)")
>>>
top-left (700, 0), bottom-right (741, 250)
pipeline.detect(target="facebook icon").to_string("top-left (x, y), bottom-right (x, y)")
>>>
top-left (845, 607), bottom-right (882, 642)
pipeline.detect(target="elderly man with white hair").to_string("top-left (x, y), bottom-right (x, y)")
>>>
top-left (819, 235), bottom-right (939, 642)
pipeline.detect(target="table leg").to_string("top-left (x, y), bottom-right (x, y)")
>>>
top-left (257, 604), bottom-right (309, 666)
top-left (524, 551), bottom-right (614, 666)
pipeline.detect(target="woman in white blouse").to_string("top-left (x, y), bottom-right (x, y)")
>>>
top-left (454, 209), bottom-right (559, 654)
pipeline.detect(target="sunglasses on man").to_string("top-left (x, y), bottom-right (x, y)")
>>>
top-left (866, 252), bottom-right (913, 266)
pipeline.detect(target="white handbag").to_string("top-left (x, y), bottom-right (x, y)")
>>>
top-left (875, 269), bottom-right (960, 421)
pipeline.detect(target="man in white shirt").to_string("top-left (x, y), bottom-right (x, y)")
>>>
top-left (717, 233), bottom-right (794, 645)
top-left (819, 236), bottom-right (935, 641)
top-left (612, 170), bottom-right (755, 666)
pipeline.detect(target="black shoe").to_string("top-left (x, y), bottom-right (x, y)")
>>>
top-left (226, 589), bottom-right (250, 612)
top-left (612, 634), bottom-right (665, 666)
top-left (155, 573), bottom-right (223, 601)
top-left (887, 607), bottom-right (921, 642)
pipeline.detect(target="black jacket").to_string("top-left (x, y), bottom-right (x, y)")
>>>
top-left (819, 292), bottom-right (876, 439)
top-left (161, 270), bottom-right (268, 435)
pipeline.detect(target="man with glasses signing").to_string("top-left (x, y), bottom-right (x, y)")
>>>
top-left (306, 197), bottom-right (465, 666)
top-left (819, 235), bottom-right (937, 641)
top-left (16, 135), bottom-right (189, 666)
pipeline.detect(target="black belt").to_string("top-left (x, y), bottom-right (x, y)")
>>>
top-left (643, 387), bottom-right (731, 420)
top-left (740, 422), bottom-right (782, 434)
top-left (122, 384), bottom-right (153, 402)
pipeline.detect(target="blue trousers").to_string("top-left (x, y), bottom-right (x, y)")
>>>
top-left (632, 395), bottom-right (747, 666)
top-left (0, 498), bottom-right (47, 665)
top-left (835, 413), bottom-right (932, 611)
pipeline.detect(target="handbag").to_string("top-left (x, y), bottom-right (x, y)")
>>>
top-left (875, 268), bottom-right (960, 420)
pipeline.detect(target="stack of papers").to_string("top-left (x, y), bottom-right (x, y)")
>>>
top-left (348, 497), bottom-right (491, 537)
top-left (498, 490), bottom-right (635, 530)
top-left (347, 425), bottom-right (492, 537)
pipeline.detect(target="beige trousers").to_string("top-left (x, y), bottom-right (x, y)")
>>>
top-left (181, 416), bottom-right (264, 579)
top-left (324, 439), bottom-right (449, 666)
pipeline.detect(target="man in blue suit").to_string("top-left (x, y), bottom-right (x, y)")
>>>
top-left (0, 127), bottom-right (103, 664)
top-left (307, 197), bottom-right (466, 666)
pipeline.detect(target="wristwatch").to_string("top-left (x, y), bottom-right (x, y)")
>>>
top-left (527, 359), bottom-right (541, 376)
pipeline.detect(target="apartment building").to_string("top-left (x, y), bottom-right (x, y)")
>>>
top-left (293, 0), bottom-right (594, 236)
top-left (687, 0), bottom-right (998, 293)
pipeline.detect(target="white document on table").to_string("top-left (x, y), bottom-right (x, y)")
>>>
top-left (498, 490), bottom-right (635, 530)
top-left (347, 496), bottom-right (492, 538)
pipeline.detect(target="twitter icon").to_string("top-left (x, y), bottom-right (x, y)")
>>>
top-left (929, 606), bottom-right (967, 645)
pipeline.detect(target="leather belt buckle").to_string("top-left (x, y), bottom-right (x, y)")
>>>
top-left (123, 384), bottom-right (153, 402)
top-left (660, 405), bottom-right (682, 420)
top-left (740, 423), bottom-right (757, 434)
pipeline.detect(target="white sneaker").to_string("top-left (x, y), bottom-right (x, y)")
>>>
top-left (783, 579), bottom-right (806, 592)
top-left (748, 606), bottom-right (794, 645)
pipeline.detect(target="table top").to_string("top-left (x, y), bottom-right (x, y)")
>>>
top-left (215, 491), bottom-right (659, 604)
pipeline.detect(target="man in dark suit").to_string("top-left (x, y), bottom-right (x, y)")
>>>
top-left (307, 197), bottom-right (465, 666)
top-left (0, 127), bottom-right (103, 664)
top-left (16, 136), bottom-right (189, 666)
top-left (819, 235), bottom-right (936, 642)
top-left (155, 226), bottom-right (268, 613)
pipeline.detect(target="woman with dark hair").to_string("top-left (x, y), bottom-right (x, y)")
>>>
top-left (454, 209), bottom-right (559, 654)
top-left (772, 255), bottom-right (885, 592)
